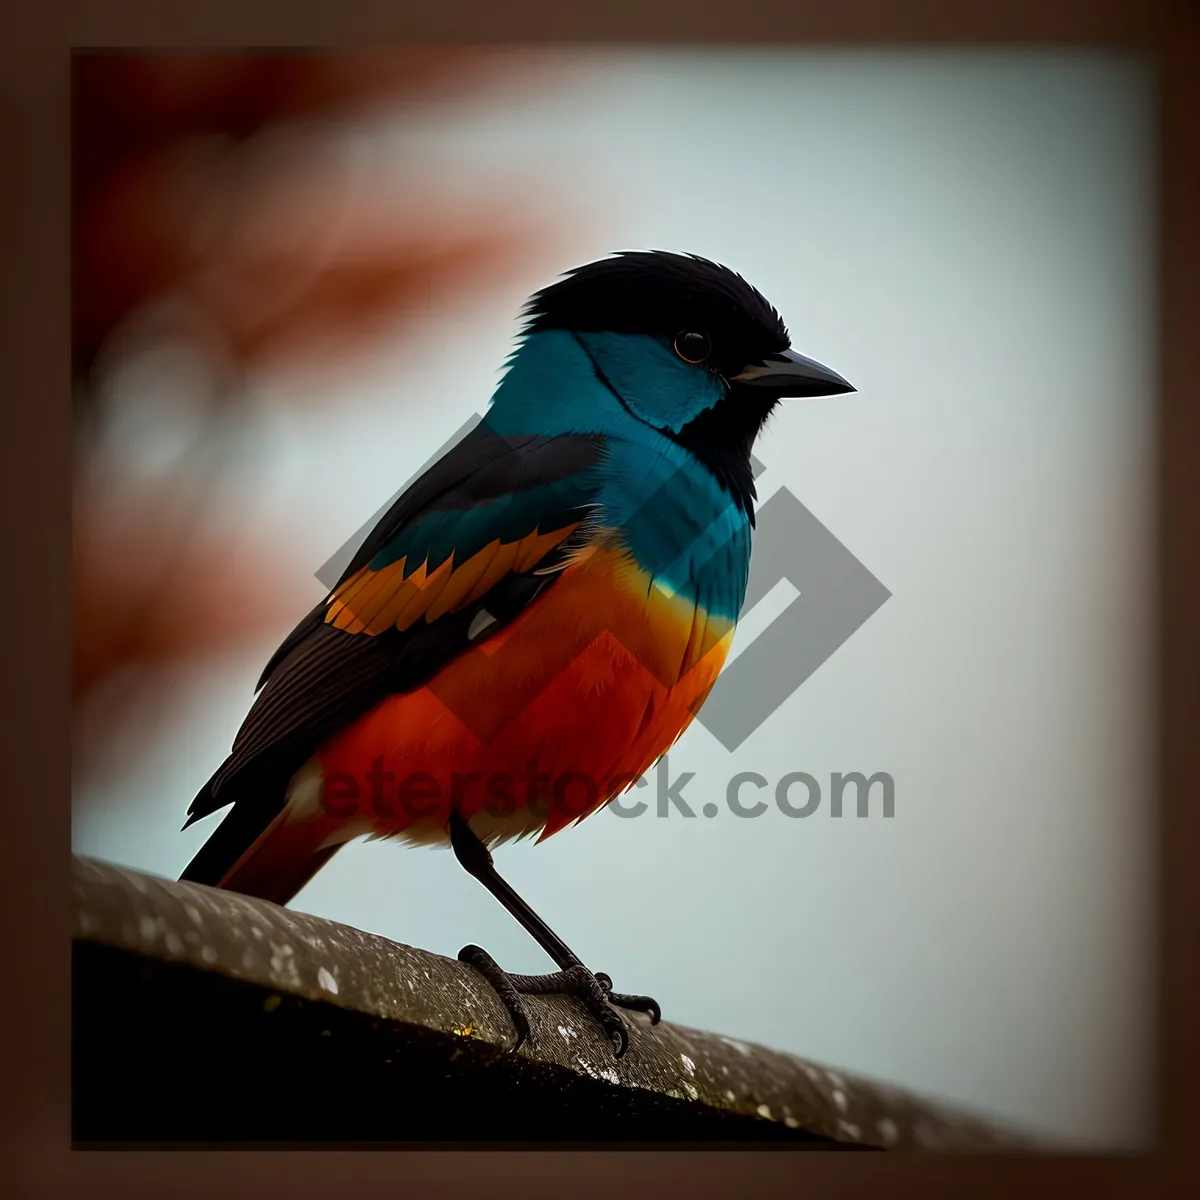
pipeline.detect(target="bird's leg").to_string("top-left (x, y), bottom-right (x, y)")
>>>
top-left (448, 812), bottom-right (660, 1057)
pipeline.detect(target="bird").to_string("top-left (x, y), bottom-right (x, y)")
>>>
top-left (180, 250), bottom-right (854, 1057)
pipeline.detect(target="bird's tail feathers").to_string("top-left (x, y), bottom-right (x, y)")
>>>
top-left (179, 776), bottom-right (343, 906)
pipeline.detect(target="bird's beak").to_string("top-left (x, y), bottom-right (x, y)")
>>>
top-left (728, 348), bottom-right (855, 397)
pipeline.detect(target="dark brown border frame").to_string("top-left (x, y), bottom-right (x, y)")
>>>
top-left (2, 2), bottom-right (1195, 1196)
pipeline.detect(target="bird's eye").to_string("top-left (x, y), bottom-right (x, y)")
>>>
top-left (674, 330), bottom-right (712, 364)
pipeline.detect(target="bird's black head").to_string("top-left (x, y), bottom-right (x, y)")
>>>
top-left (522, 250), bottom-right (853, 515)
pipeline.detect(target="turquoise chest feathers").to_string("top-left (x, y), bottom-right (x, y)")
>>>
top-left (487, 330), bottom-right (753, 623)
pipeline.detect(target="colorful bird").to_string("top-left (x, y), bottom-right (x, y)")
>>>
top-left (181, 251), bottom-right (854, 1055)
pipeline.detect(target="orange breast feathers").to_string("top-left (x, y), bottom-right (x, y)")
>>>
top-left (286, 546), bottom-right (734, 848)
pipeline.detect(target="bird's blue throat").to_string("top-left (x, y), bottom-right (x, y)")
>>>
top-left (486, 329), bottom-right (754, 621)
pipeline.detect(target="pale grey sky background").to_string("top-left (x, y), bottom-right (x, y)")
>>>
top-left (74, 50), bottom-right (1155, 1147)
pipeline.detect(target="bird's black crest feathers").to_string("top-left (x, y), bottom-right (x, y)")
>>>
top-left (521, 250), bottom-right (790, 367)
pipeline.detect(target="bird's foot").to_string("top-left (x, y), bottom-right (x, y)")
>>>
top-left (458, 943), bottom-right (660, 1058)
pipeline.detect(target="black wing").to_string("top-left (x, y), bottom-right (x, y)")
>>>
top-left (180, 422), bottom-right (603, 885)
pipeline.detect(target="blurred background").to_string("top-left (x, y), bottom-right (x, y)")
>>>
top-left (72, 49), bottom-right (1155, 1148)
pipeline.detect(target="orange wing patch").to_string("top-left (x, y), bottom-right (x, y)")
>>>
top-left (324, 524), bottom-right (580, 637)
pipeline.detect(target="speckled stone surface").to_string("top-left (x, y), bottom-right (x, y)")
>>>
top-left (72, 855), bottom-right (1028, 1149)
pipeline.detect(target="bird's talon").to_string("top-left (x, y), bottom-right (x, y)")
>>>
top-left (605, 989), bottom-right (662, 1025)
top-left (459, 943), bottom-right (534, 1057)
top-left (591, 1003), bottom-right (629, 1058)
top-left (460, 946), bottom-right (647, 1058)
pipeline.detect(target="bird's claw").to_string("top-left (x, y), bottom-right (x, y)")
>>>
top-left (565, 965), bottom-right (629, 1056)
top-left (596, 971), bottom-right (662, 1025)
top-left (459, 947), bottom-right (656, 1059)
top-left (458, 944), bottom-right (530, 1055)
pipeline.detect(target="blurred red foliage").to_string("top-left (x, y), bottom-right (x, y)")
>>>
top-left (72, 52), bottom-right (555, 770)
top-left (72, 52), bottom-right (531, 380)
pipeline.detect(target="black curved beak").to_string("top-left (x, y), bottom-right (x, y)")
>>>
top-left (729, 348), bottom-right (855, 398)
